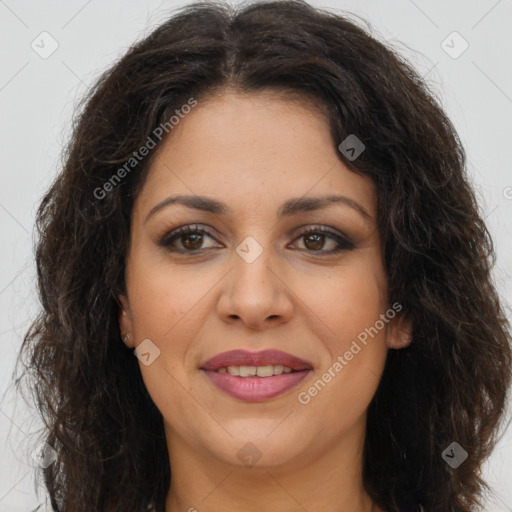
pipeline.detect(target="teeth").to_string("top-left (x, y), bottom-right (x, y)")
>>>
top-left (218, 365), bottom-right (295, 377)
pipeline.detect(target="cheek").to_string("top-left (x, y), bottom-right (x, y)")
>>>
top-left (125, 261), bottom-right (205, 421)
top-left (127, 257), bottom-right (207, 342)
top-left (300, 254), bottom-right (387, 345)
top-left (294, 253), bottom-right (388, 412)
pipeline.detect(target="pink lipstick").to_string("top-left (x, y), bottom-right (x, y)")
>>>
top-left (200, 349), bottom-right (313, 402)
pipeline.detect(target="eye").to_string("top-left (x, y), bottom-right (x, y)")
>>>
top-left (290, 226), bottom-right (355, 254)
top-left (158, 224), bottom-right (220, 252)
top-left (158, 224), bottom-right (355, 255)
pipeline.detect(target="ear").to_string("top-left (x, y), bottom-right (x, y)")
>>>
top-left (118, 293), bottom-right (135, 348)
top-left (386, 312), bottom-right (412, 349)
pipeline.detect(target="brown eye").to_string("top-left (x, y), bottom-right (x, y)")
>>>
top-left (303, 232), bottom-right (325, 250)
top-left (292, 226), bottom-right (355, 254)
top-left (158, 224), bottom-right (219, 252)
top-left (158, 224), bottom-right (355, 256)
top-left (181, 233), bottom-right (203, 250)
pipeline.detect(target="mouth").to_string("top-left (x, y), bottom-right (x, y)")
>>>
top-left (200, 348), bottom-right (313, 372)
top-left (200, 349), bottom-right (313, 402)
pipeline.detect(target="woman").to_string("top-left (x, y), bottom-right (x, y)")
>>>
top-left (16, 0), bottom-right (511, 511)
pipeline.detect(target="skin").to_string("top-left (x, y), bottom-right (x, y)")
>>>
top-left (118, 88), bottom-right (411, 512)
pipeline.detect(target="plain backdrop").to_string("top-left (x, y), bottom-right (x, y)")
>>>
top-left (1, 0), bottom-right (511, 510)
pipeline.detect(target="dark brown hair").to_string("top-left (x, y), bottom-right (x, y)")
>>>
top-left (13, 1), bottom-right (512, 511)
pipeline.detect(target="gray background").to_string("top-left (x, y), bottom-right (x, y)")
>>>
top-left (1, 0), bottom-right (511, 510)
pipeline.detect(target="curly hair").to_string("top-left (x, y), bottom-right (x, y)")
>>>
top-left (13, 0), bottom-right (512, 511)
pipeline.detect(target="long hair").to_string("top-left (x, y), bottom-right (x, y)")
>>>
top-left (14, 1), bottom-right (512, 511)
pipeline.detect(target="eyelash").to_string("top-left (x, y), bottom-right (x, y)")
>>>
top-left (157, 224), bottom-right (355, 255)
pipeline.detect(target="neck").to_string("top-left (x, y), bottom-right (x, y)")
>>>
top-left (163, 414), bottom-right (379, 512)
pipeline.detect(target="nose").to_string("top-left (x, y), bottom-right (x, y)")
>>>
top-left (216, 240), bottom-right (294, 331)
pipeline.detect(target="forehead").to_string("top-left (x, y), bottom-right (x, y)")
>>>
top-left (134, 90), bottom-right (376, 221)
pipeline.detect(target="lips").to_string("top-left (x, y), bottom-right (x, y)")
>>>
top-left (200, 349), bottom-right (313, 372)
top-left (200, 349), bottom-right (313, 402)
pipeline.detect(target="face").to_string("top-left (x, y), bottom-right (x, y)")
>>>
top-left (118, 89), bottom-right (411, 473)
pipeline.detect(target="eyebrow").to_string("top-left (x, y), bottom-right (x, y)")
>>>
top-left (144, 194), bottom-right (372, 224)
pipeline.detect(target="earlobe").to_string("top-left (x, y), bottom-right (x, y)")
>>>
top-left (386, 313), bottom-right (412, 349)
